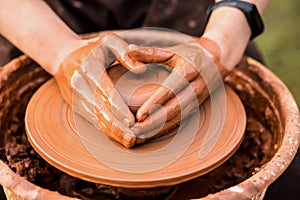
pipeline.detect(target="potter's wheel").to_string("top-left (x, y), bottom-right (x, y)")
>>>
top-left (25, 64), bottom-right (246, 188)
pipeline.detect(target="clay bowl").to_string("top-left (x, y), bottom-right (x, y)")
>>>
top-left (1, 30), bottom-right (299, 200)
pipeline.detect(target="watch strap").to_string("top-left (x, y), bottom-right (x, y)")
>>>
top-left (206, 0), bottom-right (264, 40)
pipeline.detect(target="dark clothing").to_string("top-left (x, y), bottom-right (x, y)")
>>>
top-left (45, 0), bottom-right (209, 36)
top-left (0, 1), bottom-right (298, 199)
top-left (0, 0), bottom-right (262, 65)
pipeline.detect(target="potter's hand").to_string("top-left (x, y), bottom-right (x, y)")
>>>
top-left (54, 33), bottom-right (146, 147)
top-left (128, 38), bottom-right (228, 142)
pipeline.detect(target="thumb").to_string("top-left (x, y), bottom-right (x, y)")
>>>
top-left (127, 46), bottom-right (174, 64)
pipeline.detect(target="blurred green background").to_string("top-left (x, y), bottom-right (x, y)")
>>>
top-left (256, 0), bottom-right (300, 106)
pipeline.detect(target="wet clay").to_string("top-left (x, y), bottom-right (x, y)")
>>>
top-left (107, 63), bottom-right (170, 112)
top-left (0, 56), bottom-right (279, 200)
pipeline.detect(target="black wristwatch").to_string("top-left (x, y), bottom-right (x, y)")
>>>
top-left (206, 0), bottom-right (264, 40)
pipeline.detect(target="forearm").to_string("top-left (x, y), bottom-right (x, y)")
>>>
top-left (0, 0), bottom-right (83, 74)
top-left (201, 0), bottom-right (270, 70)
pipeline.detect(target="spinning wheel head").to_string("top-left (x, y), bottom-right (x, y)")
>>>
top-left (25, 72), bottom-right (246, 187)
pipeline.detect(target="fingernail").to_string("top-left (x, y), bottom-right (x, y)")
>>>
top-left (137, 113), bottom-right (147, 122)
top-left (132, 65), bottom-right (147, 74)
top-left (136, 136), bottom-right (146, 144)
top-left (123, 118), bottom-right (133, 127)
top-left (123, 133), bottom-right (136, 148)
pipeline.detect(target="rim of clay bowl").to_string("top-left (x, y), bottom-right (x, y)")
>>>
top-left (202, 57), bottom-right (300, 200)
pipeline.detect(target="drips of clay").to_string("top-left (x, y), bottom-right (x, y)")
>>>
top-left (24, 60), bottom-right (246, 186)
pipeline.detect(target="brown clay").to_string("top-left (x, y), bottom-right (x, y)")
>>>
top-left (24, 75), bottom-right (246, 188)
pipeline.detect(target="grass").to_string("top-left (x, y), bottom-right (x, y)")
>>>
top-left (256, 0), bottom-right (300, 106)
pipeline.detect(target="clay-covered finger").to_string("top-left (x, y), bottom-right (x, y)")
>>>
top-left (102, 34), bottom-right (147, 74)
top-left (133, 86), bottom-right (200, 142)
top-left (71, 71), bottom-right (136, 148)
top-left (81, 43), bottom-right (135, 127)
top-left (135, 98), bottom-right (198, 143)
top-left (72, 86), bottom-right (136, 148)
top-left (127, 46), bottom-right (174, 63)
top-left (94, 103), bottom-right (137, 148)
top-left (136, 55), bottom-right (200, 121)
top-left (132, 75), bottom-right (207, 136)
top-left (131, 76), bottom-right (202, 136)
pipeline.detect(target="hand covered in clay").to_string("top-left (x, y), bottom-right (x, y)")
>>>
top-left (54, 33), bottom-right (146, 147)
top-left (128, 38), bottom-right (229, 142)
